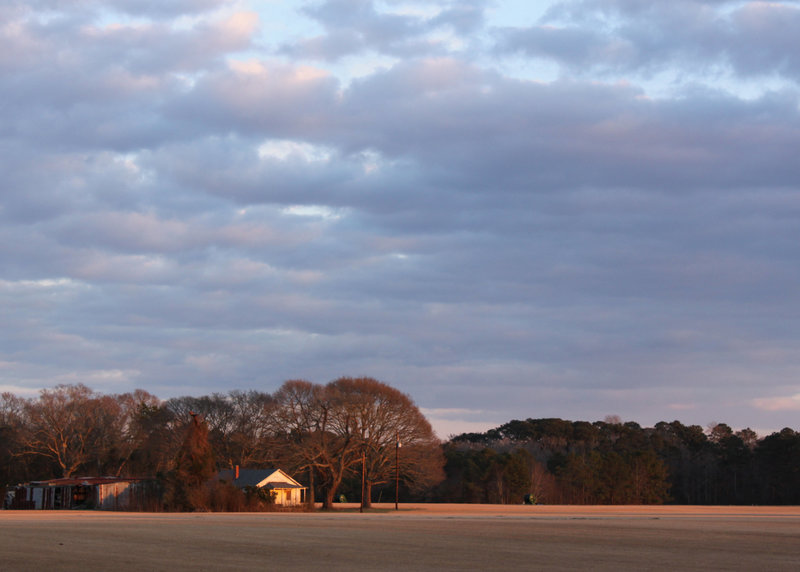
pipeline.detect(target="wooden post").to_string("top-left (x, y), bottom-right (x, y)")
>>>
top-left (395, 432), bottom-right (400, 511)
top-left (360, 448), bottom-right (366, 513)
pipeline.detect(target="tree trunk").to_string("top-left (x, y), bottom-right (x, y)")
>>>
top-left (307, 467), bottom-right (315, 507)
top-left (323, 487), bottom-right (335, 509)
top-left (363, 482), bottom-right (373, 508)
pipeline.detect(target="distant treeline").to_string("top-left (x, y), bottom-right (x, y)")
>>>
top-left (4, 384), bottom-right (800, 507)
top-left (437, 418), bottom-right (800, 505)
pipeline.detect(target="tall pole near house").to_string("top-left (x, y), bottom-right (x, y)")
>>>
top-left (360, 447), bottom-right (365, 513)
top-left (395, 432), bottom-right (401, 510)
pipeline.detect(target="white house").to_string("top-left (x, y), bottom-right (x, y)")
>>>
top-left (217, 467), bottom-right (307, 506)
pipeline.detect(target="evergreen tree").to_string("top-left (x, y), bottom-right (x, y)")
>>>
top-left (165, 412), bottom-right (216, 511)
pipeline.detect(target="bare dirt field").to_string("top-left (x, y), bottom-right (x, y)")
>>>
top-left (2, 504), bottom-right (799, 571)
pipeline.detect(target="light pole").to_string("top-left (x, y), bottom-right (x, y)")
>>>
top-left (395, 432), bottom-right (401, 510)
top-left (360, 446), bottom-right (366, 513)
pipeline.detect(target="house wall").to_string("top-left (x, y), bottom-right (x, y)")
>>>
top-left (22, 485), bottom-right (73, 509)
top-left (261, 470), bottom-right (306, 506)
top-left (98, 482), bottom-right (132, 510)
top-left (274, 488), bottom-right (304, 506)
top-left (30, 488), bottom-right (43, 509)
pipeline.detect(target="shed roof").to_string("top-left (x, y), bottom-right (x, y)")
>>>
top-left (26, 476), bottom-right (152, 487)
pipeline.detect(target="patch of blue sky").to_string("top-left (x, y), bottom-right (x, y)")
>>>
top-left (489, 3), bottom-right (797, 99)
top-left (483, 53), bottom-right (562, 85)
top-left (475, 1), bottom-right (564, 84)
top-left (233, 1), bottom-right (796, 99)
top-left (242, 1), bottom-right (381, 86)
top-left (89, 2), bottom-right (223, 33)
top-left (257, 139), bottom-right (334, 162)
top-left (282, 204), bottom-right (344, 219)
top-left (486, 0), bottom-right (558, 27)
top-left (247, 0), bottom-right (324, 51)
top-left (638, 68), bottom-right (794, 102)
top-left (373, 0), bottom-right (440, 18)
top-left (238, 1), bottom-right (550, 86)
top-left (325, 53), bottom-right (402, 88)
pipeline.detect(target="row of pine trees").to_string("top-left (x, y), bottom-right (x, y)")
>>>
top-left (437, 418), bottom-right (800, 505)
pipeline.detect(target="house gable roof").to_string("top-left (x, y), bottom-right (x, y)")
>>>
top-left (217, 468), bottom-right (304, 489)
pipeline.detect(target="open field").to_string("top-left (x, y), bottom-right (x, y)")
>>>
top-left (2, 504), bottom-right (799, 571)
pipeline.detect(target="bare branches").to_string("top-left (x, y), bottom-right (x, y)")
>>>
top-left (269, 377), bottom-right (444, 508)
top-left (4, 380), bottom-right (444, 509)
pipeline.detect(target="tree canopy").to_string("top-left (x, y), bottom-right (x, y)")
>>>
top-left (1, 380), bottom-right (444, 510)
top-left (3, 385), bottom-right (800, 508)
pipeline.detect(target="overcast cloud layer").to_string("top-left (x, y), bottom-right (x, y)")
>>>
top-left (2, 0), bottom-right (800, 437)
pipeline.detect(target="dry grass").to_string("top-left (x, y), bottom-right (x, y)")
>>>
top-left (2, 504), bottom-right (799, 571)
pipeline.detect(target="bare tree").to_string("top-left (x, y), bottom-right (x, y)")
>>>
top-left (270, 380), bottom-right (325, 506)
top-left (270, 380), bottom-right (361, 508)
top-left (109, 389), bottom-right (163, 477)
top-left (529, 457), bottom-right (557, 504)
top-left (269, 378), bottom-right (443, 509)
top-left (22, 384), bottom-right (110, 478)
top-left (126, 399), bottom-right (182, 477)
top-left (220, 390), bottom-right (275, 469)
top-left (165, 392), bottom-right (275, 470)
top-left (328, 377), bottom-right (442, 508)
top-left (166, 394), bottom-right (234, 450)
top-left (1, 392), bottom-right (28, 488)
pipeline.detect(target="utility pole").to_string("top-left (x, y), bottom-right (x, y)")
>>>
top-left (395, 432), bottom-right (401, 510)
top-left (360, 447), bottom-right (366, 513)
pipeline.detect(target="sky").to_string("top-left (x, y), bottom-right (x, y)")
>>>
top-left (2, 0), bottom-right (800, 438)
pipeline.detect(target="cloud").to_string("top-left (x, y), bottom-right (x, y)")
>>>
top-left (1, 0), bottom-right (800, 436)
top-left (495, 0), bottom-right (800, 84)
top-left (169, 60), bottom-right (339, 138)
top-left (432, 0), bottom-right (488, 35)
top-left (753, 394), bottom-right (800, 412)
top-left (281, 0), bottom-right (489, 60)
top-left (22, 0), bottom-right (234, 19)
